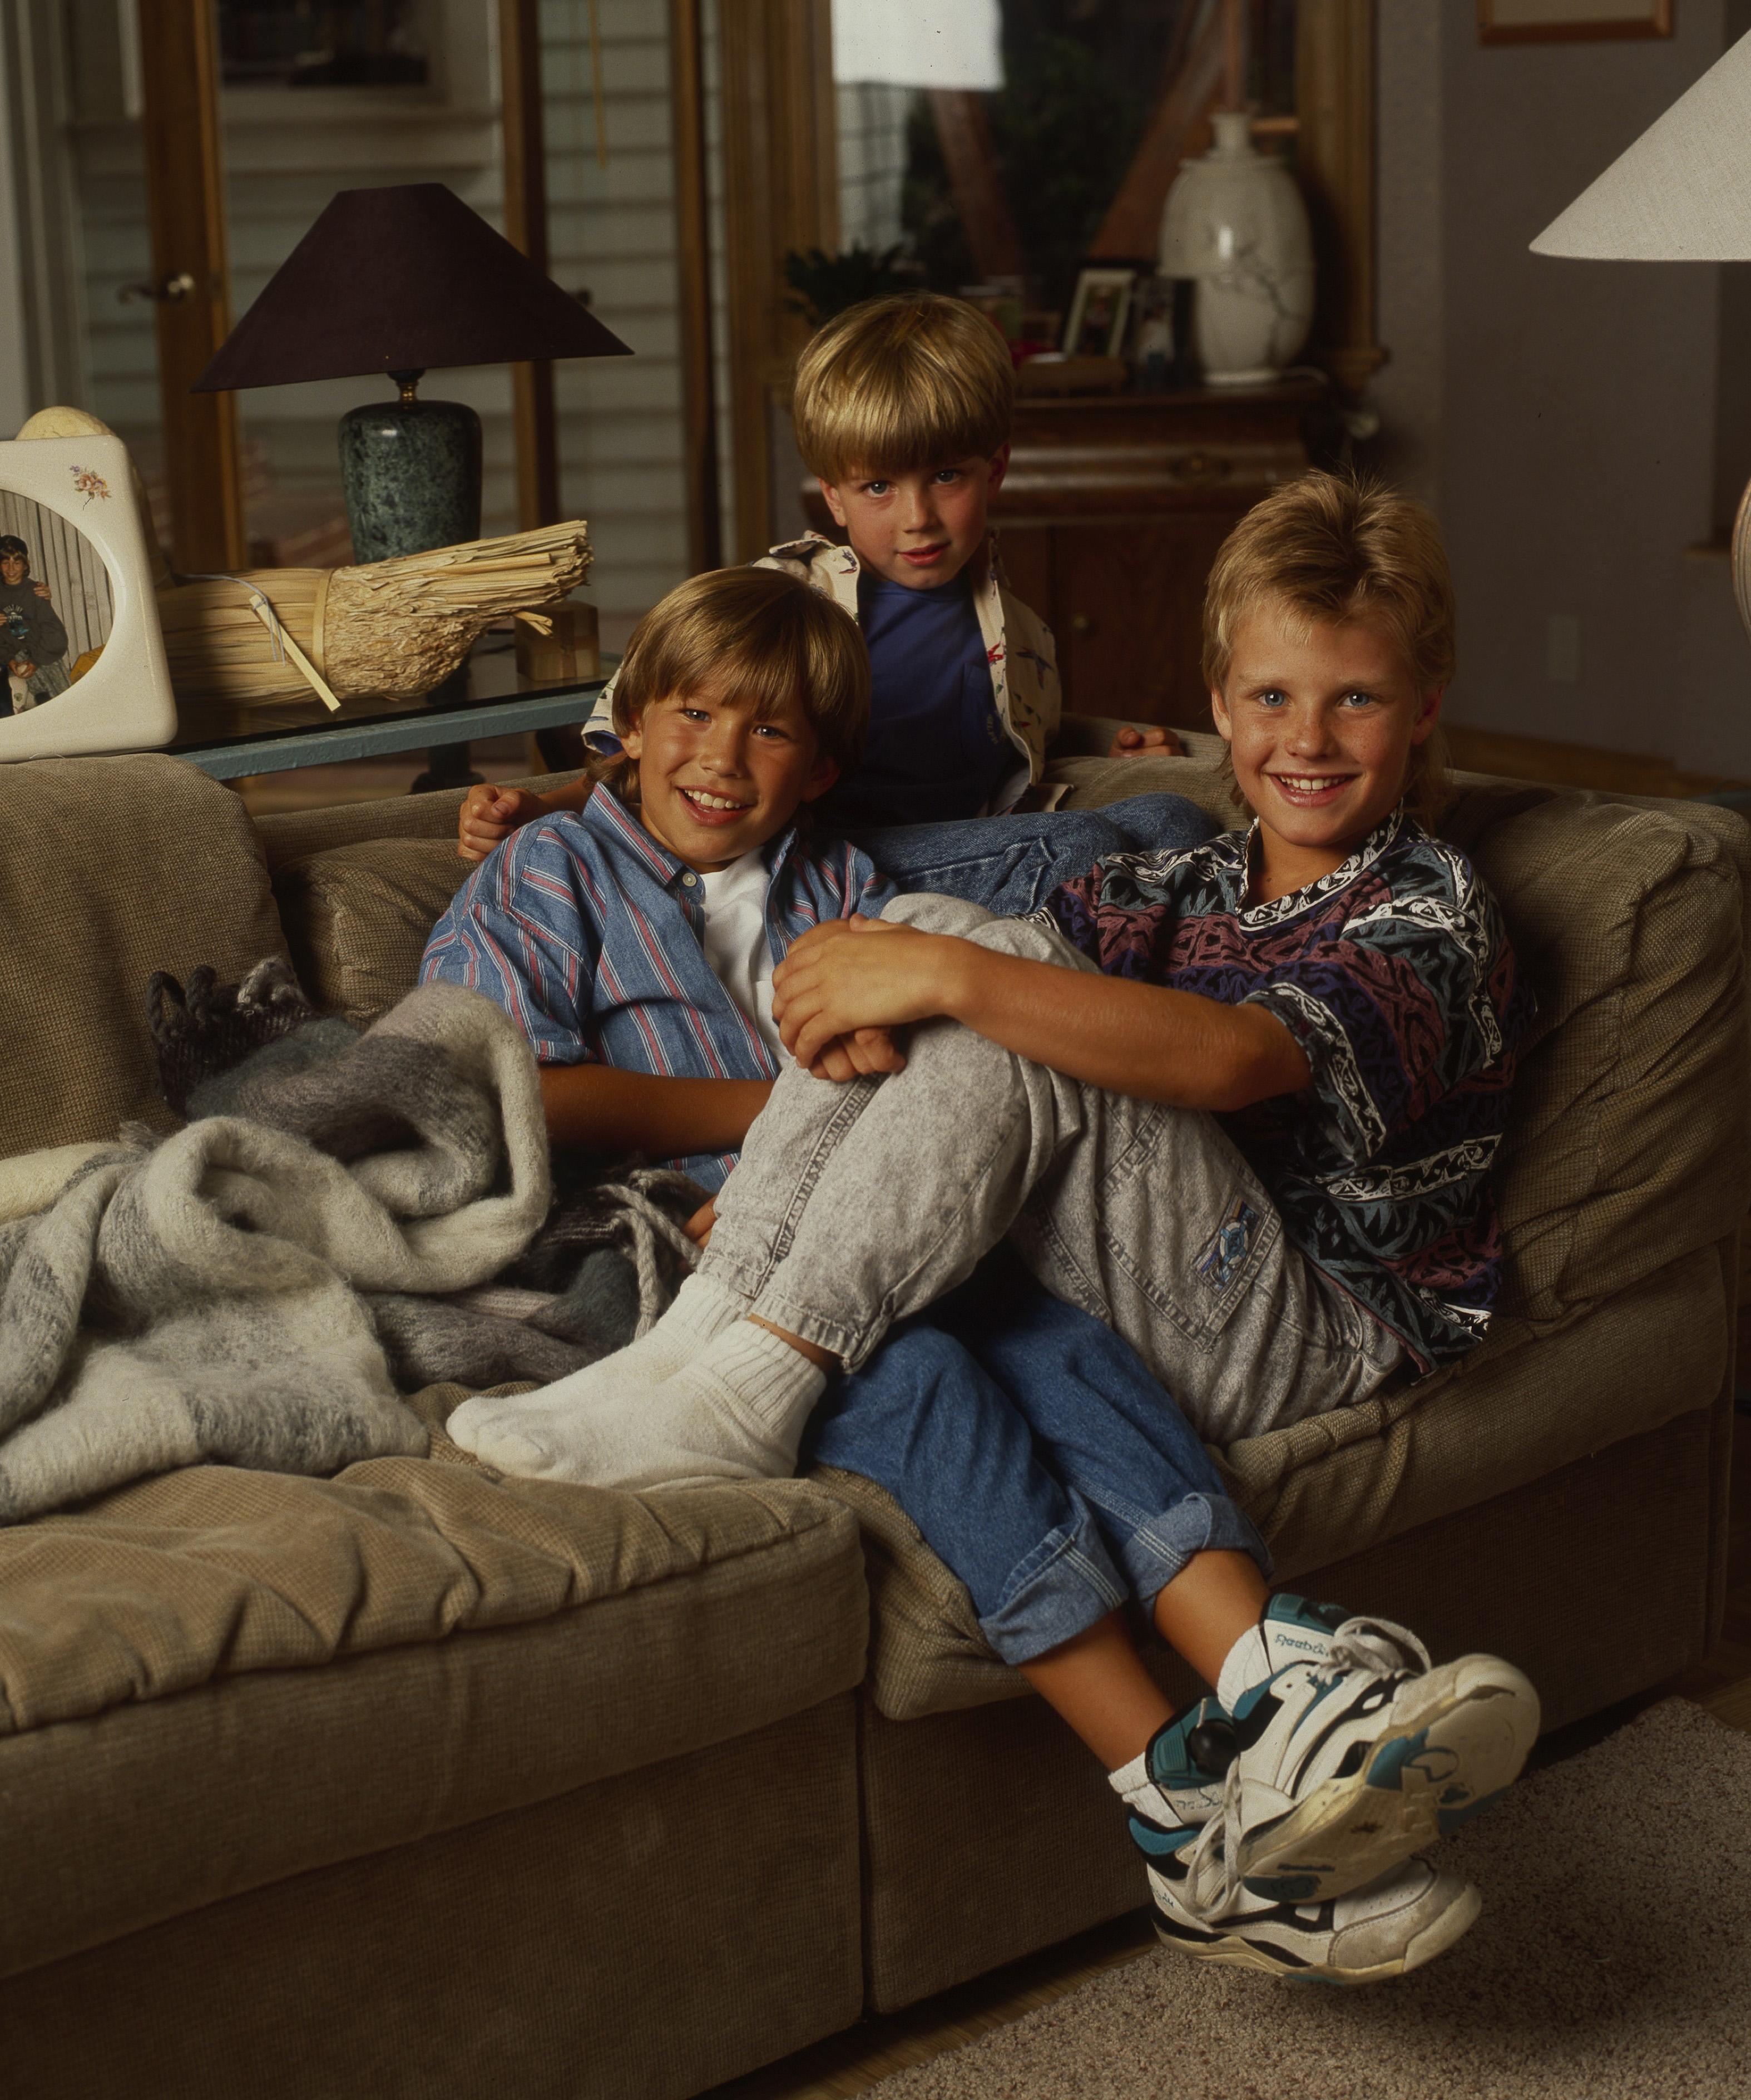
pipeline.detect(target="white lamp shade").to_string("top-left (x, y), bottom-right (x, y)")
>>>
top-left (1532, 29), bottom-right (1751, 259)
top-left (830, 0), bottom-right (1003, 90)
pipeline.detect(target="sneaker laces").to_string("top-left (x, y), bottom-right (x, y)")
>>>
top-left (1311, 1613), bottom-right (1432, 1688)
top-left (1177, 1761), bottom-right (1247, 1924)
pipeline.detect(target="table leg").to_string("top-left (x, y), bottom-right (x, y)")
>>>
top-left (410, 742), bottom-right (483, 793)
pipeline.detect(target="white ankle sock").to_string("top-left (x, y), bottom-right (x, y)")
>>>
top-left (1109, 1750), bottom-right (1190, 1830)
top-left (448, 1316), bottom-right (825, 1490)
top-left (625, 1272), bottom-right (749, 1376)
top-left (1216, 1625), bottom-right (1274, 1716)
top-left (445, 1272), bottom-right (745, 1473)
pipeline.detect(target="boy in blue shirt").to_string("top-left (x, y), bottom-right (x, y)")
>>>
top-left (453, 292), bottom-right (1193, 910)
top-left (451, 477), bottom-right (1541, 1989)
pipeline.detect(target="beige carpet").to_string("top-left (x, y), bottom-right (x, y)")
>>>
top-left (870, 1699), bottom-right (1747, 2098)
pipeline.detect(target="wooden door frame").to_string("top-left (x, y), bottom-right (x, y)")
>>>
top-left (499, 0), bottom-right (560, 530)
top-left (137, 0), bottom-right (245, 575)
top-left (719, 0), bottom-right (837, 562)
top-left (1296, 0), bottom-right (1381, 399)
top-left (671, 0), bottom-right (722, 574)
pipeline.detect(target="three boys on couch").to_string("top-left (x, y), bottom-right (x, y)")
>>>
top-left (421, 293), bottom-right (1540, 1988)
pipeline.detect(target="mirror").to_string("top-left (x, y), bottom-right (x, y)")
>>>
top-left (0, 437), bottom-right (176, 758)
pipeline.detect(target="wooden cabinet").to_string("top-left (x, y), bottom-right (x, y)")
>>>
top-left (991, 382), bottom-right (1322, 732)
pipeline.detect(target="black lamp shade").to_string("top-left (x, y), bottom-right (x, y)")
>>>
top-left (191, 182), bottom-right (632, 391)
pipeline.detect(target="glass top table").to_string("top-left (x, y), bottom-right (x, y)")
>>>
top-left (167, 631), bottom-right (614, 780)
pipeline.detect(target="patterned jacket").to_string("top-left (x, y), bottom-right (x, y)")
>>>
top-left (581, 533), bottom-right (1061, 813)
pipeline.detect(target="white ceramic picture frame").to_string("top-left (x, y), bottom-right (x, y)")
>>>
top-left (0, 434), bottom-right (175, 762)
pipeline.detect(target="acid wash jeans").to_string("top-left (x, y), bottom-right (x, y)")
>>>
top-left (700, 893), bottom-right (1407, 1449)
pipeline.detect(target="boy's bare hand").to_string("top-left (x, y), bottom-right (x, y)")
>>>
top-left (804, 1024), bottom-right (908, 1084)
top-left (773, 916), bottom-right (965, 1071)
top-left (684, 1196), bottom-right (716, 1248)
top-left (458, 783), bottom-right (548, 862)
top-left (1108, 724), bottom-right (1183, 758)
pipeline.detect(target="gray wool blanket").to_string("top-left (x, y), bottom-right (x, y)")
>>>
top-left (0, 982), bottom-right (697, 1525)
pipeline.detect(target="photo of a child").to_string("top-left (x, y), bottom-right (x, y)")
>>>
top-left (0, 498), bottom-right (113, 719)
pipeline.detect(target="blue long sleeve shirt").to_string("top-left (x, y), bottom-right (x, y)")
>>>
top-left (420, 784), bottom-right (897, 1190)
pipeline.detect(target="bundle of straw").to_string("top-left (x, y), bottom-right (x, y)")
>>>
top-left (157, 522), bottom-right (593, 707)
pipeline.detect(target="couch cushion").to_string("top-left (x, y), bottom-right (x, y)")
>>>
top-left (0, 1391), bottom-right (863, 1741)
top-left (254, 767), bottom-right (589, 871)
top-left (0, 1407), bottom-right (868, 1978)
top-left (0, 1461), bottom-right (865, 1982)
top-left (1445, 780), bottom-right (1751, 1322)
top-left (275, 834), bottom-right (473, 1023)
top-left (0, 754), bottom-right (291, 1157)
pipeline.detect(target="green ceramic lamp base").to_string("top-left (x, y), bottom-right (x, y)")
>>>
top-left (338, 371), bottom-right (482, 562)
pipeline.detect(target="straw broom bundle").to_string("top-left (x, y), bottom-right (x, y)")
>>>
top-left (156, 522), bottom-right (593, 706)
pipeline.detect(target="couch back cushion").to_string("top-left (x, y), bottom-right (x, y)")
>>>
top-left (1052, 739), bottom-right (1751, 1326)
top-left (264, 769), bottom-right (591, 1022)
top-left (275, 835), bottom-right (473, 1025)
top-left (0, 754), bottom-right (290, 1156)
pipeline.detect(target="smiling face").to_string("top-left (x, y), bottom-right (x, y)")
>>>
top-left (1211, 600), bottom-right (1442, 899)
top-left (0, 554), bottom-right (25, 589)
top-left (621, 681), bottom-right (841, 874)
top-left (819, 448), bottom-right (1009, 589)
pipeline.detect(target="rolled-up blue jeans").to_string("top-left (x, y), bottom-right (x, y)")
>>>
top-left (853, 792), bottom-right (1216, 916)
top-left (804, 1248), bottom-right (1272, 1668)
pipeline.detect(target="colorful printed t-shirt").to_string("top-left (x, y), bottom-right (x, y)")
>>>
top-left (419, 784), bottom-right (897, 1192)
top-left (1031, 809), bottom-right (1536, 1370)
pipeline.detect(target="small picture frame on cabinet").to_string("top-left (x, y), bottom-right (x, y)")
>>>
top-left (1062, 268), bottom-right (1136, 360)
top-left (0, 435), bottom-right (176, 762)
top-left (1478, 1), bottom-right (1671, 43)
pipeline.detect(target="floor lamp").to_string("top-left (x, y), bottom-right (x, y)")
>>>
top-left (1531, 30), bottom-right (1751, 638)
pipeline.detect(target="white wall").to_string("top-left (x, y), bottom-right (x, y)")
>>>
top-left (1372, 0), bottom-right (1751, 772)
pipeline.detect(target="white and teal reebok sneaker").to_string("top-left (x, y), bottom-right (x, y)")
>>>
top-left (1224, 1596), bottom-right (1540, 1904)
top-left (1131, 1806), bottom-right (1482, 1987)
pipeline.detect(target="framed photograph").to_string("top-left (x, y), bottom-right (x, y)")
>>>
top-left (1478, 1), bottom-right (1672, 43)
top-left (0, 436), bottom-right (176, 761)
top-left (1062, 268), bottom-right (1136, 360)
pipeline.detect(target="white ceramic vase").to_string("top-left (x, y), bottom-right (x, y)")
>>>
top-left (1159, 111), bottom-right (1315, 387)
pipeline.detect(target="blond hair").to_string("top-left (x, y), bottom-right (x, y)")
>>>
top-left (593, 567), bottom-right (869, 806)
top-left (792, 293), bottom-right (1014, 483)
top-left (1202, 473), bottom-right (1455, 826)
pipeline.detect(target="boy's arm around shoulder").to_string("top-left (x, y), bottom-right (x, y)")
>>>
top-left (457, 777), bottom-right (591, 863)
top-left (771, 915), bottom-right (1309, 1111)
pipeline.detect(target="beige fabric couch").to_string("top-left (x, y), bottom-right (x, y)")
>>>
top-left (0, 731), bottom-right (1742, 2097)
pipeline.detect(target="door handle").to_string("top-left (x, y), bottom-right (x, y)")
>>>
top-left (118, 273), bottom-right (197, 304)
top-left (1071, 613), bottom-right (1095, 635)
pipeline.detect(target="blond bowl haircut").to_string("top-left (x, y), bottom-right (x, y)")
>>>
top-left (792, 292), bottom-right (1015, 483)
top-left (590, 566), bottom-right (870, 809)
top-left (1202, 472), bottom-right (1456, 828)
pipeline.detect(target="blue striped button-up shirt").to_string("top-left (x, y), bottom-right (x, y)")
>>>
top-left (419, 784), bottom-right (897, 1190)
